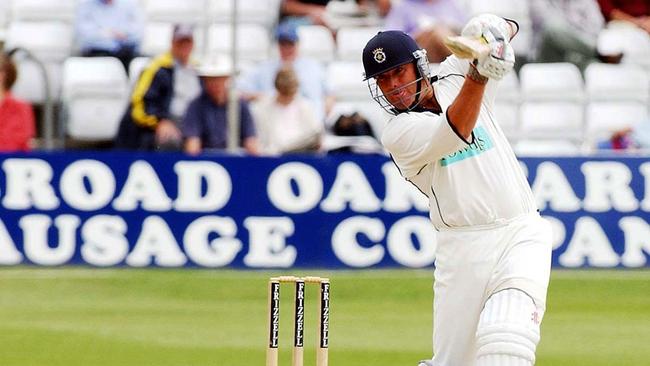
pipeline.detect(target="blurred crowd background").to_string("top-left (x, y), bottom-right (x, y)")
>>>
top-left (0, 0), bottom-right (649, 156)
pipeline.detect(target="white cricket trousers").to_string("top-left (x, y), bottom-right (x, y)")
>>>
top-left (431, 213), bottom-right (552, 366)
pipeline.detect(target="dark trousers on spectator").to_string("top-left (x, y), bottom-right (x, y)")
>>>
top-left (82, 44), bottom-right (137, 74)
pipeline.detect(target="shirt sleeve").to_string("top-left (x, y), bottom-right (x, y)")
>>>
top-left (75, 1), bottom-right (111, 50)
top-left (18, 101), bottom-right (35, 151)
top-left (381, 112), bottom-right (467, 178)
top-left (239, 101), bottom-right (257, 142)
top-left (181, 99), bottom-right (202, 138)
top-left (130, 67), bottom-right (173, 128)
top-left (437, 55), bottom-right (499, 110)
top-left (124, 1), bottom-right (145, 45)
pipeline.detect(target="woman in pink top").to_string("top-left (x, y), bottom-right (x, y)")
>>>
top-left (0, 54), bottom-right (35, 152)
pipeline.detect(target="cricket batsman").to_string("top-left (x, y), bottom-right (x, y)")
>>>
top-left (361, 14), bottom-right (553, 366)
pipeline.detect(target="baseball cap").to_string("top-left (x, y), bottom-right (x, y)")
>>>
top-left (276, 22), bottom-right (298, 43)
top-left (362, 30), bottom-right (421, 80)
top-left (172, 24), bottom-right (195, 40)
top-left (196, 56), bottom-right (234, 78)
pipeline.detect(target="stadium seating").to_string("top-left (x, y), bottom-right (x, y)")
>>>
top-left (598, 26), bottom-right (650, 70)
top-left (327, 100), bottom-right (391, 138)
top-left (513, 139), bottom-right (582, 156)
top-left (585, 63), bottom-right (649, 102)
top-left (1, 0), bottom-right (648, 155)
top-left (62, 57), bottom-right (129, 141)
top-left (496, 70), bottom-right (520, 102)
top-left (584, 63), bottom-right (650, 146)
top-left (585, 103), bottom-right (648, 145)
top-left (494, 102), bottom-right (520, 139)
top-left (495, 71), bottom-right (521, 138)
top-left (336, 26), bottom-right (381, 62)
top-left (467, 0), bottom-right (530, 22)
top-left (466, 0), bottom-right (533, 57)
top-left (297, 25), bottom-right (336, 63)
top-left (520, 63), bottom-right (583, 102)
top-left (11, 57), bottom-right (61, 104)
top-left (141, 22), bottom-right (205, 57)
top-left (10, 0), bottom-right (76, 23)
top-left (5, 21), bottom-right (73, 103)
top-left (0, 2), bottom-right (9, 28)
top-left (128, 56), bottom-right (151, 86)
top-left (5, 21), bottom-right (73, 62)
top-left (327, 61), bottom-right (367, 100)
top-left (207, 23), bottom-right (270, 62)
top-left (143, 0), bottom-right (207, 24)
top-left (208, 0), bottom-right (281, 28)
top-left (519, 103), bottom-right (584, 141)
top-left (519, 63), bottom-right (584, 141)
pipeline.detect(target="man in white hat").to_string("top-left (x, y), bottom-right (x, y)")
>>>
top-left (182, 57), bottom-right (260, 155)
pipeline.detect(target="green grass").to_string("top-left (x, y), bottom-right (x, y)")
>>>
top-left (0, 268), bottom-right (648, 365)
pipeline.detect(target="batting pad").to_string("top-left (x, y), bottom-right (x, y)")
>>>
top-left (475, 289), bottom-right (541, 366)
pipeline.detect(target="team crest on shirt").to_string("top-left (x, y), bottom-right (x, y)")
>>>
top-left (373, 48), bottom-right (386, 63)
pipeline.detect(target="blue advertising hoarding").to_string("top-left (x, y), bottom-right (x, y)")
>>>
top-left (0, 152), bottom-right (648, 268)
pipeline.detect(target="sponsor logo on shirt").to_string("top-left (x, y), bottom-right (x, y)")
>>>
top-left (440, 126), bottom-right (493, 167)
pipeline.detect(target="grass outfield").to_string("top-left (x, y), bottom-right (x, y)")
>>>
top-left (0, 268), bottom-right (649, 366)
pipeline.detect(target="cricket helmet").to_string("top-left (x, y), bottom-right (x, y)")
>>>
top-left (361, 31), bottom-right (432, 114)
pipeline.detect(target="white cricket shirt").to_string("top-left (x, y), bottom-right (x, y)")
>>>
top-left (381, 55), bottom-right (537, 230)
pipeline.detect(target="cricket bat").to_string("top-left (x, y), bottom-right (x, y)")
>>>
top-left (444, 35), bottom-right (491, 60)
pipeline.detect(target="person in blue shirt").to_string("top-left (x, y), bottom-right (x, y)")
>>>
top-left (238, 21), bottom-right (333, 123)
top-left (183, 57), bottom-right (260, 156)
top-left (75, 0), bottom-right (144, 71)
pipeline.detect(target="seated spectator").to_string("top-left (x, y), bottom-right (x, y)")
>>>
top-left (383, 0), bottom-right (466, 63)
top-left (597, 118), bottom-right (650, 150)
top-left (0, 54), bottom-right (35, 152)
top-left (183, 57), bottom-right (260, 156)
top-left (75, 0), bottom-right (144, 72)
top-left (238, 21), bottom-right (333, 123)
top-left (374, 0), bottom-right (392, 17)
top-left (598, 0), bottom-right (650, 34)
top-left (281, 0), bottom-right (331, 28)
top-left (281, 0), bottom-right (378, 29)
top-left (251, 67), bottom-right (323, 155)
top-left (114, 24), bottom-right (201, 151)
top-left (531, 0), bottom-right (613, 72)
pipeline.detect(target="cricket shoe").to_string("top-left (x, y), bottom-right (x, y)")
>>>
top-left (417, 359), bottom-right (434, 366)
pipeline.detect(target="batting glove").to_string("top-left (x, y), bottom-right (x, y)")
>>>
top-left (474, 35), bottom-right (515, 80)
top-left (461, 14), bottom-right (512, 43)
top-left (461, 14), bottom-right (516, 80)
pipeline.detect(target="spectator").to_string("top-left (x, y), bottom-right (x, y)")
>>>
top-left (0, 53), bottom-right (35, 152)
top-left (383, 0), bottom-right (466, 62)
top-left (114, 24), bottom-right (201, 151)
top-left (374, 0), bottom-right (392, 17)
top-left (280, 0), bottom-right (378, 29)
top-left (183, 57), bottom-right (260, 156)
top-left (281, 0), bottom-right (331, 27)
top-left (251, 67), bottom-right (323, 155)
top-left (75, 0), bottom-right (144, 72)
top-left (238, 21), bottom-right (333, 123)
top-left (597, 118), bottom-right (650, 150)
top-left (598, 0), bottom-right (650, 34)
top-left (531, 0), bottom-right (611, 72)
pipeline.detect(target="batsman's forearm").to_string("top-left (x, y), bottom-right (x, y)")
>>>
top-left (446, 67), bottom-right (487, 140)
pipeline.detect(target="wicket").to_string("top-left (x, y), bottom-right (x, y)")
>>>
top-left (266, 276), bottom-right (330, 366)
